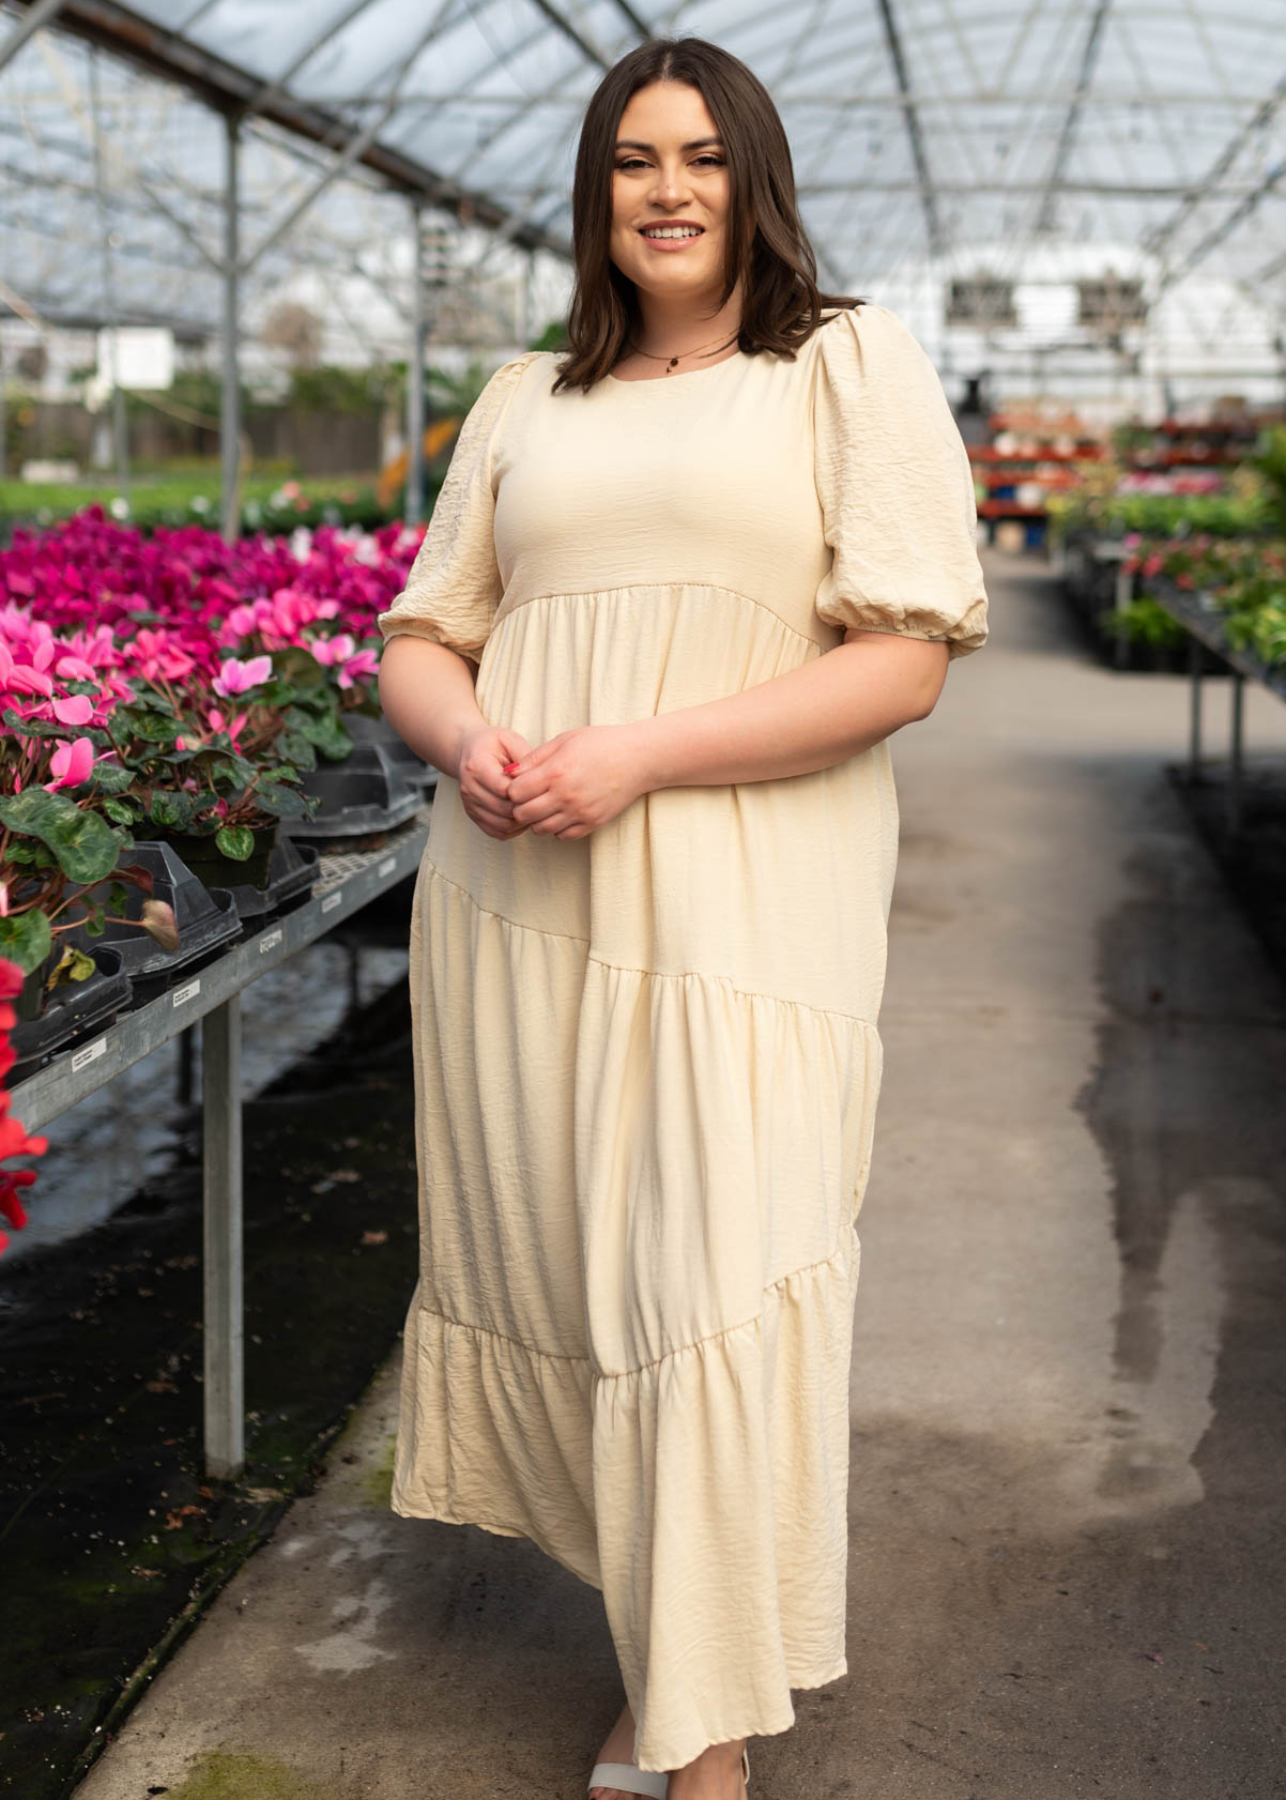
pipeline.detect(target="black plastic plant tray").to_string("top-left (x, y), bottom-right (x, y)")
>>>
top-left (343, 712), bottom-right (438, 792)
top-left (283, 741), bottom-right (423, 839)
top-left (220, 837), bottom-right (320, 928)
top-left (66, 842), bottom-right (242, 1004)
top-left (8, 945), bottom-right (131, 1079)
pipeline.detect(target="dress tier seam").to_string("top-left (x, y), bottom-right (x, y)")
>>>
top-left (489, 580), bottom-right (831, 652)
top-left (423, 860), bottom-right (877, 1029)
top-left (417, 1233), bottom-right (856, 1381)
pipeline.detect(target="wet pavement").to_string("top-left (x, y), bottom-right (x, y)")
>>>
top-left (7, 548), bottom-right (1286, 1798)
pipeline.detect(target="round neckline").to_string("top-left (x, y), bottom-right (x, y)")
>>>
top-left (605, 348), bottom-right (745, 387)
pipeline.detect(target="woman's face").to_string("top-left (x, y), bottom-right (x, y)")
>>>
top-left (609, 80), bottom-right (732, 312)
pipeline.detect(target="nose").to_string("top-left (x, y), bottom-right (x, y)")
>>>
top-left (648, 158), bottom-right (692, 210)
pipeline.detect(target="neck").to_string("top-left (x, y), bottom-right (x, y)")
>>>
top-left (633, 282), bottom-right (743, 355)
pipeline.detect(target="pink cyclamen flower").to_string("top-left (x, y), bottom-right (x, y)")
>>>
top-left (44, 736), bottom-right (96, 792)
top-left (51, 693), bottom-right (94, 728)
top-left (212, 654), bottom-right (272, 698)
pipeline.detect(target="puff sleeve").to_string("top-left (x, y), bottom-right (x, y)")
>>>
top-left (376, 352), bottom-right (537, 662)
top-left (813, 304), bottom-right (989, 661)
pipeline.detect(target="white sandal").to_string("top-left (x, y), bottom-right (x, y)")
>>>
top-left (586, 1742), bottom-right (749, 1796)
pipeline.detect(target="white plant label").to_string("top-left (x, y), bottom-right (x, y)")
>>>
top-left (321, 891), bottom-right (343, 914)
top-left (259, 928), bottom-right (283, 955)
top-left (378, 857), bottom-right (396, 878)
top-left (172, 979), bottom-right (201, 1008)
top-left (71, 1037), bottom-right (107, 1073)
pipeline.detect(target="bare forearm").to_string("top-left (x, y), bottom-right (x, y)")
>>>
top-left (629, 633), bottom-right (948, 791)
top-left (377, 634), bottom-right (486, 777)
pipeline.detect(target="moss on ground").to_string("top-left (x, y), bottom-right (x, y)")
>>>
top-left (169, 1748), bottom-right (336, 1800)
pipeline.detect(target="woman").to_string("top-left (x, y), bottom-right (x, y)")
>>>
top-left (377, 36), bottom-right (988, 1800)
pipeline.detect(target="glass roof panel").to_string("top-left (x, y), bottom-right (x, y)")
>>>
top-left (2, 0), bottom-right (1286, 384)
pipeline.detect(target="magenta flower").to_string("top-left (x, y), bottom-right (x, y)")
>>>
top-left (44, 736), bottom-right (96, 792)
top-left (51, 693), bottom-right (94, 728)
top-left (212, 654), bottom-right (272, 697)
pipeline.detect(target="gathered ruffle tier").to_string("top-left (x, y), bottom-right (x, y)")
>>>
top-left (392, 857), bottom-right (881, 1771)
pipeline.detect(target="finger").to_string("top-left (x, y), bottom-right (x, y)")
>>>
top-left (512, 793), bottom-right (565, 827)
top-left (504, 735), bottom-right (563, 780)
top-left (530, 809), bottom-right (578, 836)
top-left (465, 798), bottom-right (522, 831)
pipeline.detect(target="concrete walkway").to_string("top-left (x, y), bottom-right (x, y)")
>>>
top-left (75, 552), bottom-right (1286, 1800)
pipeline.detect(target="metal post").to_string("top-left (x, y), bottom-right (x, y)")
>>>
top-left (405, 201), bottom-right (426, 525)
top-left (1227, 672), bottom-right (1245, 834)
top-left (202, 996), bottom-right (244, 1479)
top-left (220, 112), bottom-right (241, 545)
top-left (1187, 636), bottom-right (1203, 779)
top-left (88, 47), bottom-right (129, 500)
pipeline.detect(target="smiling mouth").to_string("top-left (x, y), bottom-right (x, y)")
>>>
top-left (639, 224), bottom-right (705, 240)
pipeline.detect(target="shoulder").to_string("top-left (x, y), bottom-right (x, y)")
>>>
top-left (813, 302), bottom-right (936, 377)
top-left (478, 348), bottom-right (553, 404)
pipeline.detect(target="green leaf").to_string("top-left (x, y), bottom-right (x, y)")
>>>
top-left (0, 908), bottom-right (52, 975)
top-left (270, 645), bottom-right (326, 688)
top-left (0, 788), bottom-right (124, 885)
top-left (148, 790), bottom-right (194, 831)
top-left (102, 796), bottom-right (141, 825)
top-left (280, 731), bottom-right (317, 772)
top-left (214, 824), bottom-right (255, 861)
top-left (118, 707), bottom-right (180, 745)
top-left (84, 910), bottom-right (105, 937)
top-left (91, 762), bottom-right (135, 793)
top-left (108, 882), bottom-right (130, 917)
top-left (253, 781), bottom-right (309, 820)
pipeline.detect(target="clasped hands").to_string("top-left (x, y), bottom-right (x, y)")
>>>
top-left (455, 721), bottom-right (650, 842)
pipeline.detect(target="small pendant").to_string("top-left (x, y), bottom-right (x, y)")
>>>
top-left (669, 356), bottom-right (679, 369)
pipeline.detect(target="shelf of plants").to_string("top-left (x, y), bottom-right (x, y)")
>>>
top-left (0, 505), bottom-right (438, 1478)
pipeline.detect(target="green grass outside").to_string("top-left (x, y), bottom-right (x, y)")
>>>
top-left (0, 462), bottom-right (400, 536)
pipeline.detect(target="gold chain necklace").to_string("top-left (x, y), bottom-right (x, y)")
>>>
top-left (625, 327), bottom-right (741, 372)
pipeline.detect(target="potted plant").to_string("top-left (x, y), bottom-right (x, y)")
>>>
top-left (0, 638), bottom-right (178, 1022)
top-left (97, 646), bottom-right (331, 887)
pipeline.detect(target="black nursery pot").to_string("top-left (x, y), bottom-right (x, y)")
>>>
top-left (164, 824), bottom-right (279, 891)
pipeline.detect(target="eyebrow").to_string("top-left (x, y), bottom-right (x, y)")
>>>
top-left (615, 137), bottom-right (723, 152)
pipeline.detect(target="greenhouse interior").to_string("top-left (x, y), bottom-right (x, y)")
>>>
top-left (2, 1), bottom-right (1286, 1796)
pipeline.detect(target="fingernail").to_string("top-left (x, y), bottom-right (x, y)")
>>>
top-left (503, 762), bottom-right (520, 774)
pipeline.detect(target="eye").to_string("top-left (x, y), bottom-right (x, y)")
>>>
top-left (693, 154), bottom-right (725, 168)
top-left (615, 157), bottom-right (649, 171)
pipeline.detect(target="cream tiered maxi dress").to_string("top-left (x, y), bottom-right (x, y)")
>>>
top-left (377, 302), bottom-right (989, 1774)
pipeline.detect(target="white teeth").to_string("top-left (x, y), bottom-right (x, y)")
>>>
top-left (642, 226), bottom-right (702, 239)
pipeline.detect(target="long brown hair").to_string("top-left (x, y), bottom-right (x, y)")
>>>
top-left (552, 37), bottom-right (861, 395)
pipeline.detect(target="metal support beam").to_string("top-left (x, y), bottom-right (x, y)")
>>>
top-left (405, 202), bottom-right (426, 527)
top-left (219, 110), bottom-right (240, 545)
top-left (1160, 155), bottom-right (1286, 295)
top-left (0, 0), bottom-right (69, 74)
top-left (87, 44), bottom-right (128, 496)
top-left (1036, 0), bottom-right (1112, 235)
top-left (238, 2), bottom-right (454, 278)
top-left (4, 0), bottom-right (570, 258)
top-left (202, 995), bottom-right (244, 1480)
top-left (1188, 636), bottom-right (1203, 778)
top-left (1146, 70), bottom-right (1286, 264)
top-left (873, 0), bottom-right (943, 258)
